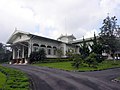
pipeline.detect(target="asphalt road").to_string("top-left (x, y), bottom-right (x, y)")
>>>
top-left (3, 64), bottom-right (120, 90)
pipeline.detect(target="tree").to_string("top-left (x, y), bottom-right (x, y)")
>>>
top-left (90, 33), bottom-right (103, 54)
top-left (79, 37), bottom-right (90, 59)
top-left (89, 33), bottom-right (104, 63)
top-left (0, 43), bottom-right (5, 53)
top-left (99, 15), bottom-right (119, 56)
top-left (71, 54), bottom-right (83, 69)
top-left (0, 43), bottom-right (12, 63)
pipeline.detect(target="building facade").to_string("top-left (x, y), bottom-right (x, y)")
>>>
top-left (7, 30), bottom-right (81, 64)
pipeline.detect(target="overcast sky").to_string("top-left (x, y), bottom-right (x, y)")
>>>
top-left (0, 0), bottom-right (120, 43)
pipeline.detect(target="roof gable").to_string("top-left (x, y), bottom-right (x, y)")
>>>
top-left (7, 30), bottom-right (30, 44)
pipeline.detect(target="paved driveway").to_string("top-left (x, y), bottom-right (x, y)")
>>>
top-left (3, 64), bottom-right (120, 90)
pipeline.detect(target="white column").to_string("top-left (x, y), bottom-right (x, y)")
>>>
top-left (28, 43), bottom-right (31, 57)
top-left (17, 49), bottom-right (20, 59)
top-left (63, 44), bottom-right (66, 56)
top-left (45, 45), bottom-right (47, 55)
top-left (13, 48), bottom-right (15, 59)
top-left (52, 47), bottom-right (54, 55)
top-left (22, 46), bottom-right (24, 58)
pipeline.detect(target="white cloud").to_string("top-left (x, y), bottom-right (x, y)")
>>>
top-left (0, 0), bottom-right (120, 43)
top-left (84, 29), bottom-right (98, 39)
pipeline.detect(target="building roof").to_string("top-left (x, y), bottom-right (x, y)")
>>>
top-left (29, 34), bottom-right (62, 43)
top-left (7, 30), bottom-right (96, 45)
top-left (7, 30), bottom-right (63, 44)
top-left (70, 37), bottom-right (94, 44)
top-left (7, 30), bottom-right (30, 44)
top-left (57, 34), bottom-right (76, 40)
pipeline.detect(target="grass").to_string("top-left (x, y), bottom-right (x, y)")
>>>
top-left (0, 72), bottom-right (6, 89)
top-left (35, 60), bottom-right (120, 71)
top-left (117, 77), bottom-right (120, 80)
top-left (35, 62), bottom-right (74, 70)
top-left (0, 65), bottom-right (30, 90)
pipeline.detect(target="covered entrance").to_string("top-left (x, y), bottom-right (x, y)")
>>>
top-left (10, 42), bottom-right (29, 64)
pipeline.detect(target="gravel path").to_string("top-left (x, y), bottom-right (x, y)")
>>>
top-left (3, 64), bottom-right (120, 90)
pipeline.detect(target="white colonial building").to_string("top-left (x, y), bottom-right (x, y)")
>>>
top-left (7, 30), bottom-right (83, 64)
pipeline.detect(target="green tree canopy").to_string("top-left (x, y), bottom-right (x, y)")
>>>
top-left (89, 33), bottom-right (104, 63)
top-left (0, 43), bottom-right (5, 54)
top-left (99, 15), bottom-right (120, 54)
top-left (79, 37), bottom-right (90, 59)
top-left (90, 33), bottom-right (103, 55)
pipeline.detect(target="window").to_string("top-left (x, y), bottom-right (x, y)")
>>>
top-left (53, 49), bottom-right (56, 55)
top-left (47, 46), bottom-right (52, 55)
top-left (53, 47), bottom-right (57, 55)
top-left (20, 35), bottom-right (22, 39)
top-left (48, 49), bottom-right (51, 55)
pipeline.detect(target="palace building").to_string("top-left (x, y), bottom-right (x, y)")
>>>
top-left (7, 30), bottom-right (88, 64)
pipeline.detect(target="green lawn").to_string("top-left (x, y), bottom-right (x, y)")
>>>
top-left (36, 62), bottom-right (74, 70)
top-left (0, 72), bottom-right (6, 89)
top-left (35, 60), bottom-right (120, 71)
top-left (117, 77), bottom-right (120, 80)
top-left (0, 65), bottom-right (30, 90)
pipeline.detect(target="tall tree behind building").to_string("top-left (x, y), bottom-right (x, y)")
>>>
top-left (79, 37), bottom-right (90, 59)
top-left (99, 15), bottom-right (120, 56)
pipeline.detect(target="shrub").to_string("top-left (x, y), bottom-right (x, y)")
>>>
top-left (29, 48), bottom-right (46, 63)
top-left (85, 52), bottom-right (98, 68)
top-left (96, 54), bottom-right (104, 63)
top-left (29, 51), bottom-right (38, 63)
top-left (66, 48), bottom-right (74, 60)
top-left (56, 49), bottom-right (63, 60)
top-left (71, 54), bottom-right (83, 69)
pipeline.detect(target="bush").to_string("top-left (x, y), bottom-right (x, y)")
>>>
top-left (66, 48), bottom-right (74, 61)
top-left (85, 53), bottom-right (98, 68)
top-left (96, 54), bottom-right (104, 63)
top-left (29, 48), bottom-right (46, 63)
top-left (71, 54), bottom-right (83, 69)
top-left (56, 49), bottom-right (63, 60)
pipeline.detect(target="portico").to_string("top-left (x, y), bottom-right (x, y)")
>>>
top-left (11, 42), bottom-right (28, 64)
